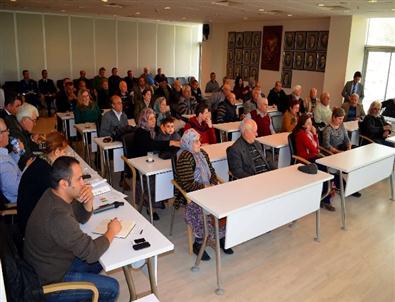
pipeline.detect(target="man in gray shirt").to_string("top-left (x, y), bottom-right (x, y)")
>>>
top-left (24, 156), bottom-right (121, 301)
top-left (100, 95), bottom-right (128, 137)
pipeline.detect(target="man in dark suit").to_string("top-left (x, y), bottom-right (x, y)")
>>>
top-left (226, 119), bottom-right (271, 179)
top-left (108, 67), bottom-right (122, 97)
top-left (124, 70), bottom-right (137, 92)
top-left (341, 71), bottom-right (364, 103)
top-left (267, 81), bottom-right (287, 107)
top-left (18, 70), bottom-right (40, 108)
top-left (38, 69), bottom-right (57, 116)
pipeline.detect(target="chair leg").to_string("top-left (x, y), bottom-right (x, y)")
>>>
top-left (187, 225), bottom-right (193, 255)
top-left (169, 205), bottom-right (176, 236)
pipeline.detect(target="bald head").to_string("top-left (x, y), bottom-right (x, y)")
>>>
top-left (257, 97), bottom-right (269, 113)
top-left (240, 118), bottom-right (258, 144)
top-left (111, 95), bottom-right (123, 113)
top-left (293, 85), bottom-right (302, 97)
top-left (320, 92), bottom-right (330, 106)
top-left (222, 83), bottom-right (232, 96)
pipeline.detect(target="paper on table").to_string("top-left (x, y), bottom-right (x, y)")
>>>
top-left (93, 219), bottom-right (136, 238)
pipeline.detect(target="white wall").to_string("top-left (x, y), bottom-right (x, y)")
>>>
top-left (201, 18), bottom-right (331, 97)
top-left (0, 11), bottom-right (201, 84)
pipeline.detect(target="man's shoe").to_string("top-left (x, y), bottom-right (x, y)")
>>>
top-left (193, 242), bottom-right (211, 261)
top-left (220, 238), bottom-right (234, 255)
top-left (351, 192), bottom-right (362, 198)
top-left (146, 209), bottom-right (160, 221)
top-left (321, 203), bottom-right (336, 212)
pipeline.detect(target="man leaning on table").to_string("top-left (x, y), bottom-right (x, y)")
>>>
top-left (24, 156), bottom-right (121, 302)
top-left (226, 118), bottom-right (271, 179)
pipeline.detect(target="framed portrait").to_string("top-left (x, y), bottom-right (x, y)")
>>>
top-left (284, 32), bottom-right (295, 50)
top-left (227, 64), bottom-right (234, 79)
top-left (304, 52), bottom-right (317, 71)
top-left (251, 49), bottom-right (260, 65)
top-left (228, 49), bottom-right (234, 63)
top-left (228, 32), bottom-right (236, 49)
top-left (250, 66), bottom-right (259, 81)
top-left (261, 25), bottom-right (283, 71)
top-left (283, 51), bottom-right (293, 69)
top-left (242, 65), bottom-right (250, 80)
top-left (243, 31), bottom-right (253, 48)
top-left (234, 64), bottom-right (242, 78)
top-left (318, 31), bottom-right (329, 51)
top-left (316, 52), bottom-right (326, 72)
top-left (235, 49), bottom-right (243, 64)
top-left (294, 31), bottom-right (307, 50)
top-left (243, 49), bottom-right (251, 65)
top-left (306, 32), bottom-right (318, 51)
top-left (281, 69), bottom-right (292, 88)
top-left (235, 32), bottom-right (243, 48)
top-left (252, 31), bottom-right (262, 48)
top-left (293, 52), bottom-right (305, 70)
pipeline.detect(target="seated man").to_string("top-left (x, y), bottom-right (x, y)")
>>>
top-left (38, 69), bottom-right (57, 117)
top-left (190, 79), bottom-right (204, 104)
top-left (0, 118), bottom-right (22, 203)
top-left (0, 92), bottom-right (23, 140)
top-left (287, 85), bottom-right (305, 114)
top-left (216, 92), bottom-right (238, 124)
top-left (267, 80), bottom-right (287, 107)
top-left (23, 156), bottom-right (120, 301)
top-left (341, 93), bottom-right (366, 122)
top-left (227, 118), bottom-right (271, 179)
top-left (100, 95), bottom-right (128, 137)
top-left (243, 87), bottom-right (261, 115)
top-left (209, 83), bottom-right (232, 114)
top-left (184, 103), bottom-right (217, 145)
top-left (205, 72), bottom-right (220, 93)
top-left (313, 92), bottom-right (332, 128)
top-left (246, 97), bottom-right (275, 137)
top-left (177, 86), bottom-right (198, 116)
top-left (18, 69), bottom-right (40, 108)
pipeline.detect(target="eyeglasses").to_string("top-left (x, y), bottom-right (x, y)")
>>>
top-left (26, 117), bottom-right (37, 124)
top-left (0, 128), bottom-right (9, 134)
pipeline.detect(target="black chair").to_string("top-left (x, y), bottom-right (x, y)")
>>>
top-left (2, 81), bottom-right (19, 94)
top-left (121, 130), bottom-right (138, 208)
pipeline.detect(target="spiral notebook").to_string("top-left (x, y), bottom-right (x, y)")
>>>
top-left (93, 219), bottom-right (136, 238)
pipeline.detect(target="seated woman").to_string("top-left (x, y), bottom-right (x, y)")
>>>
top-left (74, 89), bottom-right (101, 124)
top-left (176, 129), bottom-right (233, 261)
top-left (341, 93), bottom-right (366, 122)
top-left (232, 76), bottom-right (248, 100)
top-left (360, 100), bottom-right (393, 146)
top-left (184, 103), bottom-right (217, 144)
top-left (322, 107), bottom-right (351, 153)
top-left (281, 99), bottom-right (300, 132)
top-left (216, 92), bottom-right (238, 124)
top-left (17, 131), bottom-right (68, 236)
top-left (154, 96), bottom-right (172, 127)
top-left (133, 108), bottom-right (179, 220)
top-left (134, 89), bottom-right (154, 121)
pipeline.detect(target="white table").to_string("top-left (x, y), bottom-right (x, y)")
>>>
top-left (213, 121), bottom-right (241, 142)
top-left (128, 141), bottom-right (233, 224)
top-left (70, 146), bottom-right (174, 301)
top-left (56, 112), bottom-right (76, 139)
top-left (257, 132), bottom-right (290, 168)
top-left (316, 143), bottom-right (395, 229)
top-left (74, 123), bottom-right (98, 165)
top-left (187, 164), bottom-right (333, 295)
top-left (343, 120), bottom-right (360, 146)
top-left (135, 294), bottom-right (160, 302)
top-left (0, 262), bottom-right (6, 302)
top-left (94, 137), bottom-right (124, 185)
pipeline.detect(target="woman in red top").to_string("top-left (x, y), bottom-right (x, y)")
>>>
top-left (293, 114), bottom-right (319, 160)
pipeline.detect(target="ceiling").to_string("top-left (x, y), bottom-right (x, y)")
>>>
top-left (0, 0), bottom-right (394, 23)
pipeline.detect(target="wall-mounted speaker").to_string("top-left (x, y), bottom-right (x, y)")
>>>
top-left (203, 24), bottom-right (210, 41)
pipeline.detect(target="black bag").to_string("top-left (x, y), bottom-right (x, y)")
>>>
top-left (111, 125), bottom-right (136, 141)
top-left (158, 146), bottom-right (180, 160)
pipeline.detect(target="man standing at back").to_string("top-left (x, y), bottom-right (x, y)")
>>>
top-left (24, 156), bottom-right (121, 301)
top-left (342, 71), bottom-right (364, 103)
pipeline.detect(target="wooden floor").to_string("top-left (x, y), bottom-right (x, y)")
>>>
top-left (35, 117), bottom-right (395, 302)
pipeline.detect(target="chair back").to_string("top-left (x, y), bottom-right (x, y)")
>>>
top-left (287, 132), bottom-right (297, 165)
top-left (121, 130), bottom-right (137, 159)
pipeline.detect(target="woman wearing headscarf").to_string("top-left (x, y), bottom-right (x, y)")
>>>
top-left (132, 108), bottom-right (179, 220)
top-left (175, 129), bottom-right (234, 261)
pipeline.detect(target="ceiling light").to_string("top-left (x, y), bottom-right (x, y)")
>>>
top-left (258, 8), bottom-right (264, 12)
top-left (60, 9), bottom-right (66, 12)
top-left (10, 0), bottom-right (16, 2)
top-left (181, 17), bottom-right (187, 20)
top-left (287, 14), bottom-right (293, 16)
top-left (101, 0), bottom-right (108, 2)
top-left (135, 12), bottom-right (140, 15)
top-left (392, 8), bottom-right (395, 11)
top-left (164, 6), bottom-right (171, 10)
top-left (317, 3), bottom-right (325, 7)
top-left (367, 0), bottom-right (377, 2)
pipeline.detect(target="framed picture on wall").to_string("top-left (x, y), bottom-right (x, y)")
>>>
top-left (306, 32), bottom-right (318, 51)
top-left (235, 32), bottom-right (244, 48)
top-left (228, 49), bottom-right (234, 63)
top-left (294, 31), bottom-right (307, 50)
top-left (284, 32), bottom-right (295, 50)
top-left (242, 65), bottom-right (250, 80)
top-left (243, 31), bottom-right (253, 48)
top-left (227, 64), bottom-right (234, 79)
top-left (234, 64), bottom-right (242, 78)
top-left (260, 25), bottom-right (283, 71)
top-left (228, 32), bottom-right (236, 49)
top-left (293, 52), bottom-right (305, 70)
top-left (235, 49), bottom-right (243, 64)
top-left (243, 49), bottom-right (251, 65)
top-left (252, 31), bottom-right (262, 48)
top-left (250, 66), bottom-right (259, 81)
top-left (304, 52), bottom-right (317, 71)
top-left (251, 49), bottom-right (260, 65)
top-left (281, 69), bottom-right (292, 88)
top-left (316, 52), bottom-right (326, 72)
top-left (318, 31), bottom-right (329, 50)
top-left (283, 51), bottom-right (294, 69)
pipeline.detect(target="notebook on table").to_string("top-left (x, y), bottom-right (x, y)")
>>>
top-left (93, 219), bottom-right (136, 238)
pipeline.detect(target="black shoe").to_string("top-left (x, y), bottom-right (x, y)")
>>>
top-left (193, 242), bottom-right (211, 261)
top-left (146, 209), bottom-right (160, 221)
top-left (321, 202), bottom-right (336, 212)
top-left (153, 200), bottom-right (166, 209)
top-left (351, 192), bottom-right (361, 198)
top-left (220, 238), bottom-right (234, 255)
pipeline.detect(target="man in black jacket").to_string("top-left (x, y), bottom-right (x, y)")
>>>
top-left (38, 69), bottom-right (57, 116)
top-left (267, 81), bottom-right (287, 108)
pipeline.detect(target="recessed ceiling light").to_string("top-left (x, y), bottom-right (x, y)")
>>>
top-left (60, 9), bottom-right (66, 12)
top-left (317, 3), bottom-right (325, 7)
top-left (258, 8), bottom-right (264, 12)
top-left (135, 12), bottom-right (140, 15)
top-left (181, 17), bottom-right (187, 20)
top-left (392, 8), bottom-right (395, 11)
top-left (367, 0), bottom-right (377, 2)
top-left (164, 6), bottom-right (171, 10)
top-left (287, 14), bottom-right (293, 16)
top-left (10, 0), bottom-right (16, 2)
top-left (101, 0), bottom-right (108, 2)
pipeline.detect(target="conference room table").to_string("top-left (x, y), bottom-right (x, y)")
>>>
top-left (256, 132), bottom-right (291, 168)
top-left (56, 112), bottom-right (76, 139)
top-left (68, 146), bottom-right (174, 301)
top-left (316, 143), bottom-right (395, 229)
top-left (187, 164), bottom-right (333, 295)
top-left (128, 141), bottom-right (233, 224)
top-left (213, 121), bottom-right (241, 142)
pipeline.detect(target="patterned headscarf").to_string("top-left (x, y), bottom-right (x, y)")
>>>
top-left (138, 108), bottom-right (156, 139)
top-left (178, 129), bottom-right (211, 185)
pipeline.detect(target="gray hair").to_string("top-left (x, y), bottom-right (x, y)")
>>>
top-left (240, 118), bottom-right (257, 134)
top-left (16, 103), bottom-right (38, 123)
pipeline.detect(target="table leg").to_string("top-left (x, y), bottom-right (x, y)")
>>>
top-left (147, 257), bottom-right (159, 297)
top-left (63, 120), bottom-right (68, 140)
top-left (339, 171), bottom-right (347, 230)
top-left (220, 130), bottom-right (224, 143)
top-left (214, 217), bottom-right (224, 295)
top-left (122, 266), bottom-right (137, 301)
top-left (84, 132), bottom-right (91, 166)
top-left (105, 149), bottom-right (112, 185)
top-left (272, 147), bottom-right (275, 164)
top-left (191, 211), bottom-right (209, 272)
top-left (314, 209), bottom-right (320, 242)
top-left (390, 171), bottom-right (394, 201)
top-left (146, 175), bottom-right (154, 224)
top-left (99, 147), bottom-right (105, 177)
top-left (138, 173), bottom-right (145, 213)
